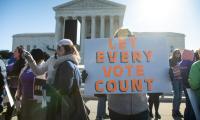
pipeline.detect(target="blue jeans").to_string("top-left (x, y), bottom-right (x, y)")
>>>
top-left (172, 80), bottom-right (183, 113)
top-left (183, 88), bottom-right (196, 120)
top-left (96, 96), bottom-right (107, 119)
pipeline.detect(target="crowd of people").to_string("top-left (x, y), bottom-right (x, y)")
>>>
top-left (0, 39), bottom-right (90, 120)
top-left (0, 28), bottom-right (199, 120)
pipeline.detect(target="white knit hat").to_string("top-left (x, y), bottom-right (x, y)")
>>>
top-left (57, 39), bottom-right (73, 46)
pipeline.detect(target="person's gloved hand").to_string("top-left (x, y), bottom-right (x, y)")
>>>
top-left (81, 70), bottom-right (88, 83)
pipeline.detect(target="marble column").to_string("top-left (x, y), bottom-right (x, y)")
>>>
top-left (62, 16), bottom-right (69, 39)
top-left (100, 16), bottom-right (105, 38)
top-left (119, 15), bottom-right (123, 27)
top-left (110, 15), bottom-right (114, 37)
top-left (55, 16), bottom-right (62, 41)
top-left (81, 16), bottom-right (86, 40)
top-left (80, 16), bottom-right (86, 64)
top-left (91, 16), bottom-right (96, 39)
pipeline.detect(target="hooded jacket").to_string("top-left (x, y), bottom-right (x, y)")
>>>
top-left (188, 60), bottom-right (200, 103)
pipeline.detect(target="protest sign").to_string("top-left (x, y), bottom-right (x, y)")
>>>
top-left (84, 36), bottom-right (171, 95)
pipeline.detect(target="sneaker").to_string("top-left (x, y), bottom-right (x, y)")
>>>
top-left (172, 112), bottom-right (183, 119)
top-left (177, 112), bottom-right (183, 118)
top-left (155, 113), bottom-right (161, 119)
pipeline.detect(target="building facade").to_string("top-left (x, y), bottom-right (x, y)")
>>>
top-left (12, 33), bottom-right (56, 55)
top-left (12, 0), bottom-right (185, 62)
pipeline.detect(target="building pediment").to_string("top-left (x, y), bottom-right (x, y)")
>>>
top-left (53, 0), bottom-right (126, 11)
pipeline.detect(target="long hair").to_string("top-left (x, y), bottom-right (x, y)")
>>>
top-left (194, 50), bottom-right (200, 61)
top-left (169, 49), bottom-right (181, 67)
top-left (11, 46), bottom-right (26, 76)
top-left (16, 45), bottom-right (24, 59)
top-left (63, 45), bottom-right (81, 63)
top-left (170, 49), bottom-right (181, 61)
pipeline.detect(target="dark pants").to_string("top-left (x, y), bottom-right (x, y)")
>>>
top-left (148, 93), bottom-right (161, 114)
top-left (96, 95), bottom-right (107, 119)
top-left (183, 88), bottom-right (196, 120)
top-left (172, 80), bottom-right (183, 114)
top-left (109, 109), bottom-right (148, 120)
top-left (46, 85), bottom-right (58, 120)
top-left (21, 99), bottom-right (46, 120)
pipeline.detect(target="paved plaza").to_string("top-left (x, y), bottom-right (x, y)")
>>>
top-left (2, 100), bottom-right (184, 120)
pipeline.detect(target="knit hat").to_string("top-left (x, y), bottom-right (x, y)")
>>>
top-left (57, 39), bottom-right (73, 47)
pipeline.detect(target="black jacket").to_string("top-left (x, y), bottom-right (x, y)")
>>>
top-left (53, 60), bottom-right (89, 120)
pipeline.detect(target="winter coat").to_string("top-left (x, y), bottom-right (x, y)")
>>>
top-left (52, 60), bottom-right (89, 120)
top-left (188, 61), bottom-right (200, 103)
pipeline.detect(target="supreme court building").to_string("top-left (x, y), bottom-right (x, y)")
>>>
top-left (12, 0), bottom-right (185, 63)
